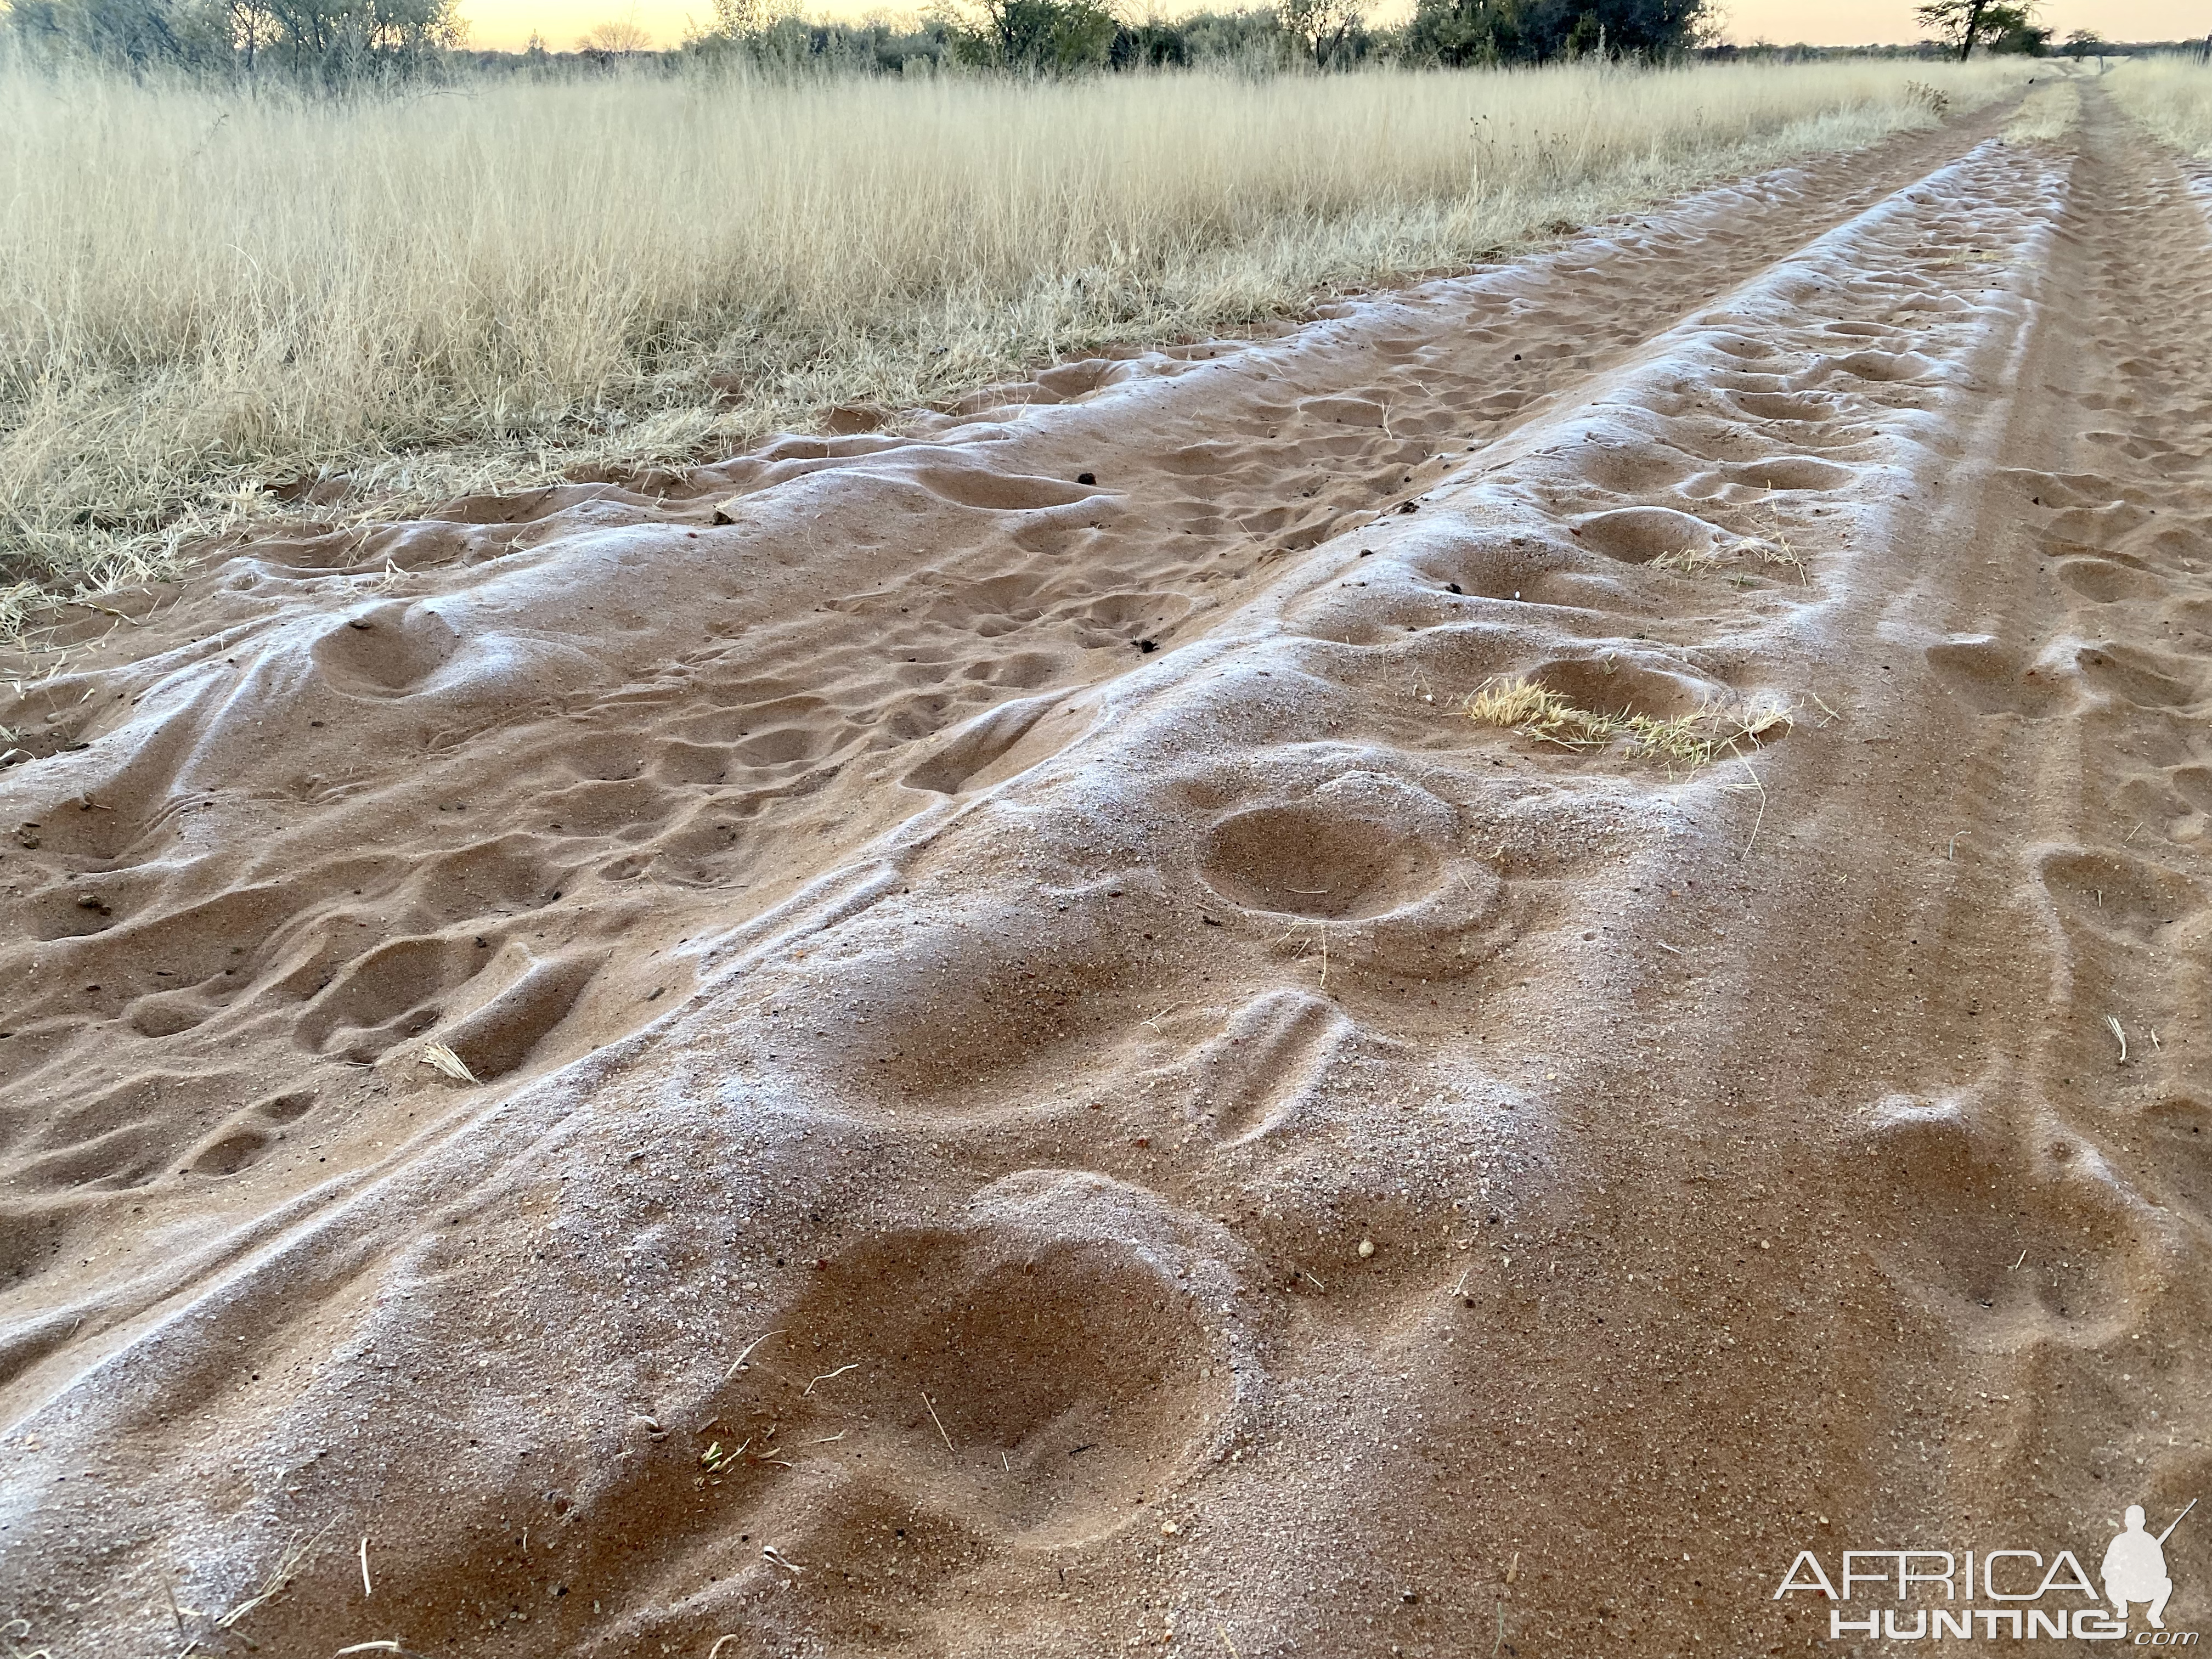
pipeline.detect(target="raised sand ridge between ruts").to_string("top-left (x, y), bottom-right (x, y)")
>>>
top-left (3, 82), bottom-right (2210, 1658)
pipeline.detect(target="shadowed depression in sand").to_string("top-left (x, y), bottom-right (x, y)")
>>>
top-left (1, 74), bottom-right (2209, 1658)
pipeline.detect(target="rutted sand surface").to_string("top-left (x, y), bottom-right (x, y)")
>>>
top-left (3, 87), bottom-right (2210, 1655)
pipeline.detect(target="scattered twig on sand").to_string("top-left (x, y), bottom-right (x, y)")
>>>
top-left (333, 1645), bottom-right (400, 1656)
top-left (708, 1637), bottom-right (744, 1659)
top-left (216, 1526), bottom-right (331, 1629)
top-left (1657, 941), bottom-right (1684, 956)
top-left (2011, 1250), bottom-right (2027, 1270)
top-left (1745, 524), bottom-right (1809, 583)
top-left (1217, 1623), bottom-right (1244, 1658)
top-left (1271, 916), bottom-right (1332, 985)
top-left (66, 598), bottom-right (143, 626)
top-left (761, 1545), bottom-right (806, 1576)
top-left (922, 1391), bottom-right (957, 1455)
top-left (803, 1364), bottom-right (859, 1396)
top-left (416, 1041), bottom-right (477, 1084)
top-left (723, 1329), bottom-right (786, 1381)
top-left (701, 1438), bottom-right (751, 1473)
top-left (1948, 831), bottom-right (1966, 860)
top-left (1728, 757), bottom-right (1768, 856)
top-left (359, 1535), bottom-right (373, 1598)
top-left (2104, 1014), bottom-right (2128, 1064)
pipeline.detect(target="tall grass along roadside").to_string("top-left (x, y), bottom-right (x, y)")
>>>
top-left (2108, 58), bottom-right (2212, 154)
top-left (0, 58), bottom-right (2025, 612)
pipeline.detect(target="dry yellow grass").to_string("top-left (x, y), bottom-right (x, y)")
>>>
top-left (415, 1041), bottom-right (479, 1084)
top-left (2109, 57), bottom-right (2212, 154)
top-left (1465, 674), bottom-right (1791, 770)
top-left (0, 57), bottom-right (2028, 603)
top-left (2001, 71), bottom-right (2083, 144)
top-left (1648, 523), bottom-right (1807, 581)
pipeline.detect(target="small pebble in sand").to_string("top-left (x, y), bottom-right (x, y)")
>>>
top-left (1160, 1520), bottom-right (1179, 1536)
top-left (1358, 1239), bottom-right (1376, 1259)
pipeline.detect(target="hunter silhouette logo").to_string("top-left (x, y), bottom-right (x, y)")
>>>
top-left (2107, 1502), bottom-right (2194, 1630)
top-left (1775, 1498), bottom-right (2200, 1643)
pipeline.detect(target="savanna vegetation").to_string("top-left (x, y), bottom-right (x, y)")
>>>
top-left (0, 0), bottom-right (2062, 618)
top-left (2107, 55), bottom-right (2212, 153)
top-left (0, 57), bottom-right (2038, 610)
top-left (2, 0), bottom-right (1728, 78)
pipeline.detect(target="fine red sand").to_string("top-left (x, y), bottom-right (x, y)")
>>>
top-left (2, 84), bottom-right (2207, 1657)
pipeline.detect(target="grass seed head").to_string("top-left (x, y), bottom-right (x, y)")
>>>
top-left (418, 1041), bottom-right (478, 1084)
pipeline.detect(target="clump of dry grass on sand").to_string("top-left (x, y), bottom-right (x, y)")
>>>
top-left (1466, 675), bottom-right (1792, 770)
top-left (0, 57), bottom-right (2028, 604)
top-left (1648, 523), bottom-right (1809, 581)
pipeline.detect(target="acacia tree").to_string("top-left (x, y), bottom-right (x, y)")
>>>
top-left (936, 0), bottom-right (1117, 70)
top-left (1277, 0), bottom-right (1361, 66)
top-left (1916, 0), bottom-right (2042, 59)
top-left (578, 9), bottom-right (649, 50)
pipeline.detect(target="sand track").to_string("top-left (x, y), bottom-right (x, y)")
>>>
top-left (4, 87), bottom-right (2210, 1657)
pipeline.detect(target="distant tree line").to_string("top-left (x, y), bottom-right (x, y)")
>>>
top-left (1, 0), bottom-right (458, 74)
top-left (0, 0), bottom-right (2142, 82)
top-left (678, 0), bottom-right (1717, 74)
top-left (0, 0), bottom-right (1722, 77)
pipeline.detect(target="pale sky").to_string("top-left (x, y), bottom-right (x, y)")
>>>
top-left (1720, 0), bottom-right (2203, 44)
top-left (461, 0), bottom-right (2207, 56)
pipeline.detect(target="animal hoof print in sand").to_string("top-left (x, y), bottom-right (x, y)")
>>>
top-left (1192, 988), bottom-right (1355, 1144)
top-left (1198, 782), bottom-right (1447, 922)
top-left (730, 1174), bottom-right (1248, 1551)
top-left (1848, 1094), bottom-right (2155, 1338)
top-left (1825, 347), bottom-right (1934, 384)
top-left (2055, 557), bottom-right (2162, 604)
top-left (899, 692), bottom-right (1077, 796)
top-left (1925, 634), bottom-right (2067, 719)
top-left (311, 601), bottom-right (463, 697)
top-left (1526, 654), bottom-right (1717, 723)
top-left (1570, 505), bottom-right (1724, 565)
top-left (1193, 769), bottom-right (1505, 978)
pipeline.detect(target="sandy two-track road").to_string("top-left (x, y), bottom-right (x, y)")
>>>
top-left (1, 80), bottom-right (2208, 1658)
